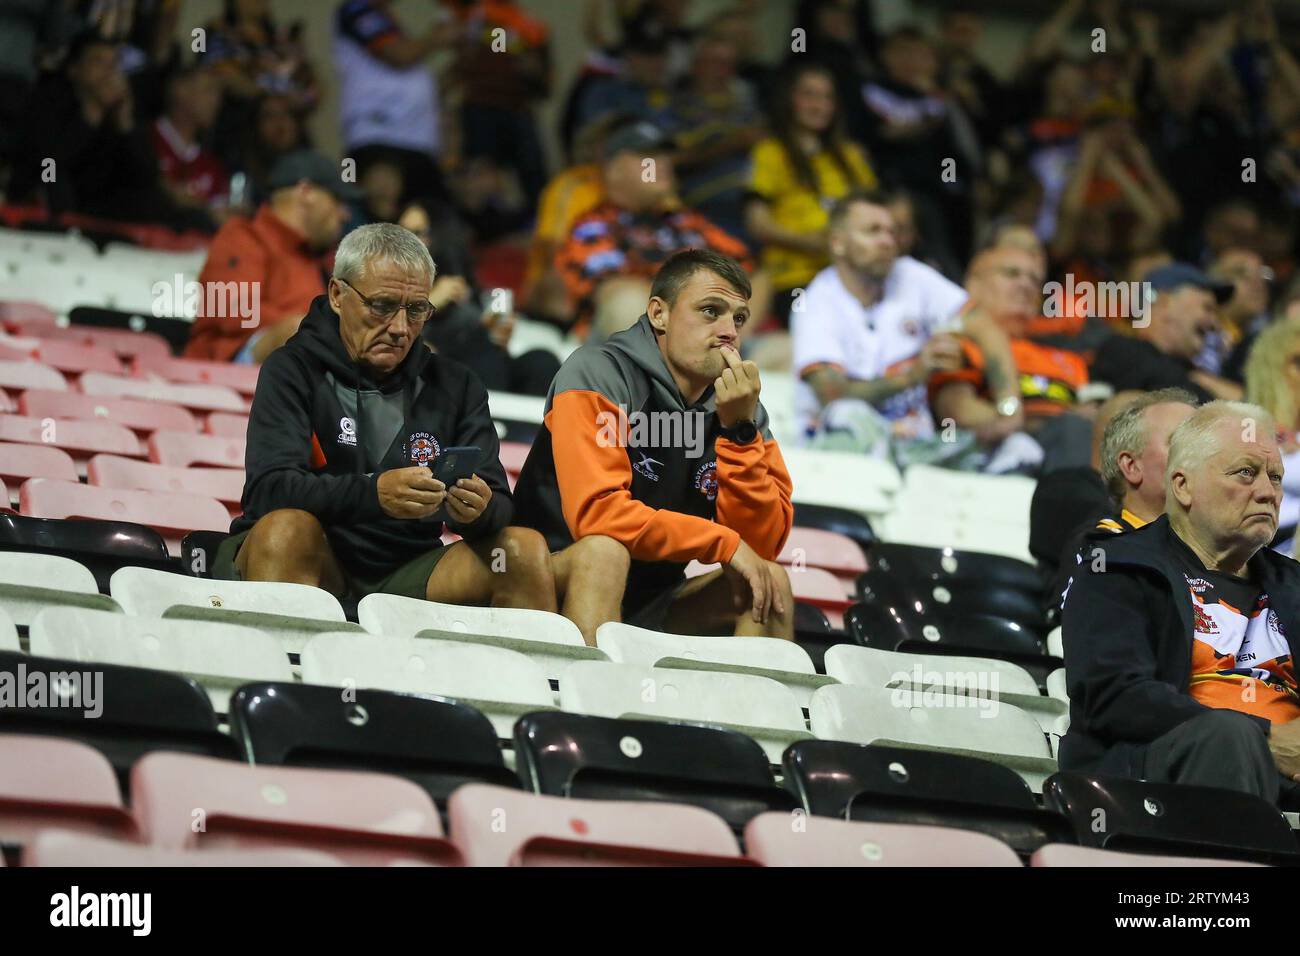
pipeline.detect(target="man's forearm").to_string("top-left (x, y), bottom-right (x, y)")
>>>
top-left (809, 367), bottom-right (918, 409)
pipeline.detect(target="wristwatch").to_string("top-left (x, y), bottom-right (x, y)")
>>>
top-left (996, 396), bottom-right (1022, 418)
top-left (720, 420), bottom-right (759, 444)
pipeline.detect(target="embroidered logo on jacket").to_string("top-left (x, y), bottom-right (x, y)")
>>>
top-left (632, 452), bottom-right (663, 482)
top-left (408, 432), bottom-right (440, 467)
top-left (338, 417), bottom-right (357, 446)
top-left (694, 460), bottom-right (718, 501)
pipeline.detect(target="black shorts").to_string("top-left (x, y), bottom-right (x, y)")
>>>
top-left (621, 576), bottom-right (692, 632)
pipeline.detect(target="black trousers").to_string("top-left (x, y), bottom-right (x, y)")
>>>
top-left (1142, 709), bottom-right (1300, 808)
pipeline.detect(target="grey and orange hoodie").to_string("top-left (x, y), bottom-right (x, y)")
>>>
top-left (513, 313), bottom-right (793, 596)
top-left (233, 294), bottom-right (512, 579)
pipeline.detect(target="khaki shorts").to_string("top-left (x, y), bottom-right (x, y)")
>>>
top-left (213, 529), bottom-right (450, 601)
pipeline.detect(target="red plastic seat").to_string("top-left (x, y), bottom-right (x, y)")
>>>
top-left (744, 813), bottom-right (1022, 867)
top-left (26, 830), bottom-right (344, 867)
top-left (149, 430), bottom-right (245, 468)
top-left (130, 752), bottom-right (462, 866)
top-left (779, 527), bottom-right (867, 576)
top-left (0, 414), bottom-right (142, 458)
top-left (79, 371), bottom-right (245, 413)
top-left (0, 735), bottom-right (136, 849)
top-left (0, 300), bottom-right (58, 325)
top-left (0, 441), bottom-right (77, 487)
top-left (19, 478), bottom-right (230, 554)
top-left (448, 784), bottom-right (749, 867)
top-left (498, 441), bottom-right (530, 476)
top-left (132, 354), bottom-right (259, 396)
top-left (21, 388), bottom-right (197, 435)
top-left (89, 454), bottom-right (244, 509)
top-left (34, 340), bottom-right (124, 376)
top-left (205, 412), bottom-right (249, 438)
top-left (10, 320), bottom-right (171, 360)
top-left (0, 358), bottom-right (66, 394)
top-left (789, 566), bottom-right (852, 628)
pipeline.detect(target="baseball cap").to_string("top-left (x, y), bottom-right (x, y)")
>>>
top-left (267, 150), bottom-right (361, 202)
top-left (601, 121), bottom-right (675, 161)
top-left (1143, 262), bottom-right (1234, 305)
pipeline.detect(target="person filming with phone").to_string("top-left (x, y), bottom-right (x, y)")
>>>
top-left (214, 223), bottom-right (557, 608)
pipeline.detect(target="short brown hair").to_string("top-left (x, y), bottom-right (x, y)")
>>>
top-left (827, 189), bottom-right (893, 231)
top-left (1099, 387), bottom-right (1200, 502)
top-left (649, 249), bottom-right (751, 306)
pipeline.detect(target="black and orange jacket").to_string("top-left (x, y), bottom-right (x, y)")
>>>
top-left (233, 295), bottom-right (512, 579)
top-left (513, 314), bottom-right (793, 595)
top-left (928, 336), bottom-right (1089, 417)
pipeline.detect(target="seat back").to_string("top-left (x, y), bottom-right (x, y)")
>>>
top-left (744, 812), bottom-right (1021, 867)
top-left (0, 734), bottom-right (135, 849)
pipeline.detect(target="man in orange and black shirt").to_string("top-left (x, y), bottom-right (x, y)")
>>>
top-left (514, 250), bottom-right (794, 645)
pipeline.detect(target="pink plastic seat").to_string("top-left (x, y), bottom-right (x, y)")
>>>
top-left (779, 527), bottom-right (867, 576)
top-left (790, 565), bottom-right (852, 628)
top-left (149, 430), bottom-right (245, 469)
top-left (21, 388), bottom-right (197, 435)
top-left (10, 321), bottom-right (172, 361)
top-left (79, 371), bottom-right (245, 413)
top-left (498, 441), bottom-right (530, 476)
top-left (132, 354), bottom-right (259, 396)
top-left (0, 414), bottom-right (142, 458)
top-left (26, 830), bottom-right (343, 867)
top-left (130, 752), bottom-right (461, 866)
top-left (448, 784), bottom-right (749, 867)
top-left (1030, 844), bottom-right (1264, 867)
top-left (744, 813), bottom-right (1022, 867)
top-left (89, 454), bottom-right (244, 509)
top-left (0, 441), bottom-right (77, 487)
top-left (0, 300), bottom-right (58, 325)
top-left (0, 358), bottom-right (66, 394)
top-left (34, 340), bottom-right (124, 376)
top-left (19, 478), bottom-right (231, 554)
top-left (205, 412), bottom-right (249, 438)
top-left (0, 735), bottom-right (136, 848)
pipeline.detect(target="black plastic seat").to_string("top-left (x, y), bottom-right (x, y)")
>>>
top-left (69, 305), bottom-right (190, 354)
top-left (784, 740), bottom-right (1072, 855)
top-left (1044, 772), bottom-right (1299, 864)
top-left (0, 651), bottom-right (239, 790)
top-left (792, 503), bottom-right (875, 552)
top-left (0, 513), bottom-right (174, 590)
top-left (229, 682), bottom-right (518, 804)
top-left (181, 530), bottom-right (230, 579)
top-left (867, 542), bottom-right (1042, 596)
top-left (858, 568), bottom-right (1047, 632)
top-left (845, 598), bottom-right (1045, 658)
top-left (514, 711), bottom-right (798, 830)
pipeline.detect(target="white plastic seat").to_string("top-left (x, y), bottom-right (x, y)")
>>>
top-left (109, 566), bottom-right (354, 655)
top-left (1046, 667), bottom-right (1068, 703)
top-left (809, 683), bottom-right (1057, 791)
top-left (357, 593), bottom-right (604, 685)
top-left (783, 447), bottom-right (897, 518)
top-left (486, 390), bottom-right (545, 424)
top-left (823, 644), bottom-right (1067, 734)
top-left (0, 552), bottom-right (120, 625)
top-left (0, 607), bottom-right (18, 650)
top-left (560, 660), bottom-right (811, 764)
top-left (595, 621), bottom-right (834, 708)
top-left (1047, 626), bottom-right (1063, 659)
top-left (300, 631), bottom-right (556, 738)
top-left (30, 606), bottom-right (292, 713)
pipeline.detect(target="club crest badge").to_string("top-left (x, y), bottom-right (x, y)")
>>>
top-left (338, 416), bottom-right (357, 446)
top-left (694, 460), bottom-right (718, 501)
top-left (408, 431), bottom-right (440, 467)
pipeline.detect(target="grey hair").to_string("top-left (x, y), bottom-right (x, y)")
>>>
top-left (1165, 400), bottom-right (1276, 494)
top-left (1099, 387), bottom-right (1199, 502)
top-left (332, 222), bottom-right (436, 288)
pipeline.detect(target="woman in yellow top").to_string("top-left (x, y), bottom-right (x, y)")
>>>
top-left (746, 62), bottom-right (877, 326)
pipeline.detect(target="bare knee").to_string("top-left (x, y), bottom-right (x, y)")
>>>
top-left (242, 509), bottom-right (327, 567)
top-left (569, 534), bottom-right (631, 575)
top-left (493, 526), bottom-right (552, 577)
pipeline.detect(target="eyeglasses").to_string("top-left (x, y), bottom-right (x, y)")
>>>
top-left (336, 277), bottom-right (435, 324)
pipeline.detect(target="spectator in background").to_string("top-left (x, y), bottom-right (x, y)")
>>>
top-left (1090, 263), bottom-right (1241, 403)
top-left (746, 62), bottom-right (877, 326)
top-left (1060, 401), bottom-right (1300, 806)
top-left (235, 91), bottom-right (309, 206)
top-left (151, 65), bottom-right (230, 229)
top-left (936, 4), bottom-right (1004, 156)
top-left (184, 151), bottom-right (352, 364)
top-left (1245, 317), bottom-right (1300, 554)
top-left (445, 0), bottom-right (552, 212)
top-left (555, 121), bottom-right (759, 343)
top-left (0, 0), bottom-right (76, 169)
top-left (788, 0), bottom-right (875, 139)
top-left (1208, 248), bottom-right (1274, 383)
top-left (570, 17), bottom-right (674, 138)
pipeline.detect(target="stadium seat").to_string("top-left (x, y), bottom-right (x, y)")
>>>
top-left (301, 632), bottom-right (556, 737)
top-left (783, 740), bottom-right (1073, 856)
top-left (0, 299), bottom-right (58, 325)
top-left (783, 447), bottom-right (900, 514)
top-left (64, 308), bottom-right (177, 358)
top-left (1029, 844), bottom-right (1265, 867)
top-left (743, 813), bottom-right (1021, 867)
top-left (357, 593), bottom-right (603, 684)
top-left (34, 340), bottom-right (124, 376)
top-left (149, 429), bottom-right (245, 468)
top-left (1046, 668), bottom-right (1068, 703)
top-left (179, 529), bottom-right (228, 578)
top-left (30, 606), bottom-right (294, 713)
top-left (1043, 772), bottom-right (1299, 864)
top-left (0, 735), bottom-right (136, 849)
top-left (559, 660), bottom-right (811, 764)
top-left (19, 478), bottom-right (231, 555)
top-left (131, 354), bottom-right (259, 396)
top-left (792, 502), bottom-right (876, 551)
top-left (21, 388), bottom-right (198, 435)
top-left (205, 412), bottom-right (249, 438)
top-left (497, 440), bottom-right (530, 477)
top-left (778, 526), bottom-right (868, 577)
top-left (0, 358), bottom-right (66, 394)
top-left (0, 512), bottom-right (172, 590)
top-left (867, 541), bottom-right (1044, 595)
top-left (0, 441), bottom-right (77, 490)
top-left (514, 711), bottom-right (798, 830)
top-left (809, 683), bottom-right (1058, 791)
top-left (230, 682), bottom-right (519, 803)
top-left (0, 414), bottom-right (141, 460)
top-left (25, 829), bottom-right (344, 867)
top-left (857, 567), bottom-right (1046, 632)
top-left (844, 599), bottom-right (1046, 660)
top-left (448, 783), bottom-right (749, 867)
top-left (0, 651), bottom-right (240, 785)
top-left (0, 608), bottom-right (16, 651)
top-left (486, 390), bottom-right (545, 425)
top-left (788, 565), bottom-right (853, 627)
top-left (823, 644), bottom-right (1067, 735)
top-left (89, 455), bottom-right (244, 510)
top-left (79, 372), bottom-right (246, 414)
top-left (0, 551), bottom-right (119, 625)
top-left (1046, 626), bottom-right (1063, 658)
top-left (131, 751), bottom-right (462, 866)
top-left (109, 566), bottom-right (357, 655)
top-left (595, 621), bottom-right (833, 707)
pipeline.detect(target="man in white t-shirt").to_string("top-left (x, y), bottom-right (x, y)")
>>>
top-left (792, 190), bottom-right (1023, 457)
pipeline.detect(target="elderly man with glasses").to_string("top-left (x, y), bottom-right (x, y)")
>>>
top-left (212, 222), bottom-right (557, 609)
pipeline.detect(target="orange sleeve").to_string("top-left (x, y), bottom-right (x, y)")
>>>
top-left (554, 220), bottom-right (601, 307)
top-left (548, 389), bottom-right (742, 564)
top-left (926, 337), bottom-right (984, 401)
top-left (713, 436), bottom-right (794, 561)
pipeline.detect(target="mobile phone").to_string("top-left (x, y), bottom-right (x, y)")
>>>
top-left (431, 445), bottom-right (485, 485)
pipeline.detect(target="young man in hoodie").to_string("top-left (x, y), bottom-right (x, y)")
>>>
top-left (213, 222), bottom-right (556, 609)
top-left (513, 249), bottom-right (795, 645)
